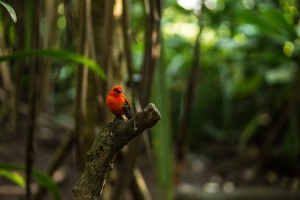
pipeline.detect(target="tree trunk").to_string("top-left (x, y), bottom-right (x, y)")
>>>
top-left (25, 1), bottom-right (42, 198)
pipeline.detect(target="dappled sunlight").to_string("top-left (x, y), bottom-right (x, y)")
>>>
top-left (205, 0), bottom-right (217, 10)
top-left (162, 7), bottom-right (199, 42)
top-left (238, 0), bottom-right (255, 10)
top-left (177, 0), bottom-right (200, 10)
top-left (218, 23), bottom-right (231, 39)
top-left (163, 22), bottom-right (200, 42)
top-left (233, 33), bottom-right (247, 45)
top-left (57, 16), bottom-right (66, 29)
top-left (283, 41), bottom-right (294, 57)
top-left (57, 3), bottom-right (66, 29)
top-left (201, 27), bottom-right (218, 47)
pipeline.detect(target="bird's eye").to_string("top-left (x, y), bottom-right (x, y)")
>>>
top-left (113, 88), bottom-right (122, 94)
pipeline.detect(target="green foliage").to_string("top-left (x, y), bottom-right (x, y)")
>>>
top-left (234, 8), bottom-right (296, 43)
top-left (0, 168), bottom-right (25, 187)
top-left (0, 49), bottom-right (106, 79)
top-left (0, 163), bottom-right (61, 200)
top-left (0, 1), bottom-right (17, 22)
top-left (238, 115), bottom-right (259, 149)
top-left (160, 0), bottom-right (300, 163)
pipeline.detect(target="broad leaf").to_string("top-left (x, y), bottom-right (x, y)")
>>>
top-left (0, 49), bottom-right (106, 79)
top-left (0, 169), bottom-right (25, 187)
top-left (0, 163), bottom-right (61, 200)
top-left (234, 9), bottom-right (296, 43)
top-left (0, 1), bottom-right (17, 22)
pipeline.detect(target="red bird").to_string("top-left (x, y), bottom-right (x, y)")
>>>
top-left (106, 86), bottom-right (134, 119)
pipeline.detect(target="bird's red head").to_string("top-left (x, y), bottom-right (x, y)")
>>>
top-left (110, 86), bottom-right (123, 97)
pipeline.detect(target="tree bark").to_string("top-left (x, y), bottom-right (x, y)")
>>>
top-left (73, 103), bottom-right (161, 199)
top-left (26, 0), bottom-right (42, 199)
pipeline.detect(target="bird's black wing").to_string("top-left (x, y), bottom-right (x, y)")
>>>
top-left (123, 96), bottom-right (134, 119)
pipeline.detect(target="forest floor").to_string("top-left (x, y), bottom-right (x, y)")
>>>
top-left (1, 122), bottom-right (300, 200)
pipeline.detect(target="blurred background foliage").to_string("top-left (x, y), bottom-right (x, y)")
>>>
top-left (1, 0), bottom-right (300, 199)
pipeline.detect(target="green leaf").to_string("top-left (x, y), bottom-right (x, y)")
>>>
top-left (261, 8), bottom-right (298, 39)
top-left (0, 163), bottom-right (61, 200)
top-left (0, 169), bottom-right (25, 187)
top-left (264, 62), bottom-right (297, 85)
top-left (151, 64), bottom-right (173, 200)
top-left (0, 49), bottom-right (106, 79)
top-left (0, 1), bottom-right (17, 23)
top-left (234, 9), bottom-right (296, 42)
top-left (238, 115), bottom-right (259, 149)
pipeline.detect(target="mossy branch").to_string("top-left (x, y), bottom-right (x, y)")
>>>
top-left (72, 103), bottom-right (161, 199)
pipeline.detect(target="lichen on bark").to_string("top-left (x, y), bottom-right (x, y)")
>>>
top-left (73, 103), bottom-right (161, 199)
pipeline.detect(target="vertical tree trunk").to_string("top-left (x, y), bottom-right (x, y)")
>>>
top-left (40, 0), bottom-right (60, 116)
top-left (75, 0), bottom-right (110, 172)
top-left (8, 0), bottom-right (26, 135)
top-left (174, 25), bottom-right (202, 185)
top-left (25, 0), bottom-right (42, 199)
top-left (139, 0), bottom-right (162, 107)
top-left (0, 43), bottom-right (15, 133)
top-left (74, 0), bottom-right (87, 172)
top-left (92, 0), bottom-right (114, 113)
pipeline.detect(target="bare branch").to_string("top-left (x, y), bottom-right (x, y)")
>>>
top-left (72, 103), bottom-right (161, 199)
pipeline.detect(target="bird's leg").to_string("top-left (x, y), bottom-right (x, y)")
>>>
top-left (113, 115), bottom-right (125, 122)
